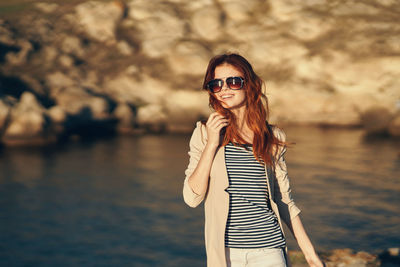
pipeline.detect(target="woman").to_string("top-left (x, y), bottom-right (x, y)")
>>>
top-left (183, 53), bottom-right (324, 267)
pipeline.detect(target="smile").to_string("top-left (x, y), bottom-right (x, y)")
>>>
top-left (221, 94), bottom-right (234, 99)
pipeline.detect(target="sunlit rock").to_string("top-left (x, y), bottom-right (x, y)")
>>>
top-left (0, 20), bottom-right (15, 45)
top-left (0, 0), bottom-right (400, 139)
top-left (113, 103), bottom-right (136, 133)
top-left (6, 40), bottom-right (33, 66)
top-left (327, 248), bottom-right (379, 267)
top-left (104, 74), bottom-right (170, 105)
top-left (288, 14), bottom-right (334, 40)
top-left (41, 46), bottom-right (59, 67)
top-left (61, 35), bottom-right (85, 58)
top-left (75, 0), bottom-right (126, 43)
top-left (388, 114), bottom-right (400, 137)
top-left (117, 40), bottom-right (133, 56)
top-left (0, 99), bottom-right (11, 132)
top-left (167, 41), bottom-right (211, 76)
top-left (34, 2), bottom-right (59, 13)
top-left (3, 92), bottom-right (49, 143)
top-left (221, 1), bottom-right (252, 25)
top-left (135, 10), bottom-right (185, 58)
top-left (47, 105), bottom-right (66, 124)
top-left (59, 54), bottom-right (74, 68)
top-left (247, 37), bottom-right (308, 70)
top-left (165, 90), bottom-right (210, 132)
top-left (136, 104), bottom-right (167, 132)
top-left (191, 5), bottom-right (223, 41)
top-left (331, 2), bottom-right (379, 16)
top-left (360, 107), bottom-right (394, 134)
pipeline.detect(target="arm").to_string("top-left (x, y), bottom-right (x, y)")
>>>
top-left (272, 128), bottom-right (323, 267)
top-left (286, 216), bottom-right (324, 267)
top-left (183, 113), bottom-right (229, 207)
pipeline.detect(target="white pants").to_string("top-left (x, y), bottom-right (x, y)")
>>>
top-left (225, 247), bottom-right (287, 267)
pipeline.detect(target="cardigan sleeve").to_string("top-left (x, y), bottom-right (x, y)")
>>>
top-left (272, 127), bottom-right (301, 226)
top-left (183, 121), bottom-right (207, 208)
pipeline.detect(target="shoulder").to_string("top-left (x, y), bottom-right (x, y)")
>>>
top-left (190, 121), bottom-right (208, 145)
top-left (270, 125), bottom-right (287, 142)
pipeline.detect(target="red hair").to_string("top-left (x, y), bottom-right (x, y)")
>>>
top-left (202, 53), bottom-right (284, 166)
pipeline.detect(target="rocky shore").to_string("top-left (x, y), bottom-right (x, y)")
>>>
top-left (289, 248), bottom-right (400, 267)
top-left (0, 0), bottom-right (399, 145)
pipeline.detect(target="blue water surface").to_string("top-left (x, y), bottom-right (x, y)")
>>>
top-left (0, 127), bottom-right (399, 266)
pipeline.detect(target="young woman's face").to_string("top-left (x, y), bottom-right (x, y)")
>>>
top-left (214, 64), bottom-right (246, 110)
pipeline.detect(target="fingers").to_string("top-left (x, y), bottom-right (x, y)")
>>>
top-left (206, 112), bottom-right (222, 124)
top-left (206, 112), bottom-right (228, 130)
top-left (205, 113), bottom-right (229, 146)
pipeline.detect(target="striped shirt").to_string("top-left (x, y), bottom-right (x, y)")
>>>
top-left (224, 142), bottom-right (286, 248)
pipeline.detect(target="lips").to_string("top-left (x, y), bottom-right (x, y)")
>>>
top-left (220, 94), bottom-right (234, 99)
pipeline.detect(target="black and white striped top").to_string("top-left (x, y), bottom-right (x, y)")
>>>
top-left (224, 142), bottom-right (286, 248)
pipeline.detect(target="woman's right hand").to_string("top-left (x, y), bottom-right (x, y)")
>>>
top-left (206, 112), bottom-right (229, 147)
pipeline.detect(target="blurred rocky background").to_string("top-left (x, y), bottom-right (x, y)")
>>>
top-left (0, 0), bottom-right (399, 145)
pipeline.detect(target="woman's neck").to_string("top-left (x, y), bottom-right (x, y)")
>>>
top-left (232, 105), bottom-right (246, 127)
top-left (231, 105), bottom-right (253, 143)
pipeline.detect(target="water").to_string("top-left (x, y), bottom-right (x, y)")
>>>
top-left (0, 127), bottom-right (399, 266)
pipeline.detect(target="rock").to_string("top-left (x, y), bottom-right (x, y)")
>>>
top-left (75, 0), bottom-right (126, 43)
top-left (136, 104), bottom-right (167, 132)
top-left (6, 39), bottom-right (33, 65)
top-left (117, 40), bottom-right (133, 56)
top-left (288, 14), bottom-right (334, 40)
top-left (360, 107), bottom-right (394, 134)
top-left (167, 41), bottom-right (211, 76)
top-left (165, 90), bottom-right (210, 132)
top-left (31, 18), bottom-right (54, 43)
top-left (51, 86), bottom-right (109, 119)
top-left (104, 74), bottom-right (171, 105)
top-left (113, 103), bottom-right (136, 132)
top-left (0, 20), bottom-right (15, 45)
top-left (134, 9), bottom-right (185, 58)
top-left (86, 97), bottom-right (110, 119)
top-left (388, 247), bottom-right (400, 256)
top-left (46, 72), bottom-right (76, 89)
top-left (268, 86), bottom-right (361, 126)
top-left (59, 54), bottom-right (74, 68)
top-left (220, 1), bottom-right (252, 25)
top-left (5, 112), bottom-right (45, 137)
top-left (18, 75), bottom-right (46, 96)
top-left (1, 0), bottom-right (400, 136)
top-left (47, 105), bottom-right (66, 124)
top-left (269, 0), bottom-right (304, 22)
top-left (42, 46), bottom-right (59, 66)
top-left (191, 5), bottom-right (223, 41)
top-left (0, 99), bottom-right (11, 132)
top-left (331, 2), bottom-right (379, 16)
top-left (125, 65), bottom-right (139, 75)
top-left (3, 92), bottom-right (50, 143)
top-left (247, 37), bottom-right (308, 70)
top-left (46, 105), bottom-right (66, 134)
top-left (327, 248), bottom-right (379, 267)
top-left (61, 35), bottom-right (85, 57)
top-left (184, 0), bottom-right (214, 12)
top-left (388, 114), bottom-right (400, 137)
top-left (127, 0), bottom-right (157, 20)
top-left (34, 2), bottom-right (59, 13)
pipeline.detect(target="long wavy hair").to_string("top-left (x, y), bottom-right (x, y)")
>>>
top-left (202, 53), bottom-right (284, 166)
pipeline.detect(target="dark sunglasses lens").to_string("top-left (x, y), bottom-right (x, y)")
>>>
top-left (227, 77), bottom-right (243, 90)
top-left (207, 79), bottom-right (223, 93)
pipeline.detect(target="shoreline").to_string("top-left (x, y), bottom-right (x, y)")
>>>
top-left (289, 248), bottom-right (399, 267)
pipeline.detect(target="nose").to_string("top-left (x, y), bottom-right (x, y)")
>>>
top-left (221, 79), bottom-right (229, 91)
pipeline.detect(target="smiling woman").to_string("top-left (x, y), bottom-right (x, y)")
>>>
top-left (182, 53), bottom-right (324, 267)
top-left (213, 66), bottom-right (246, 111)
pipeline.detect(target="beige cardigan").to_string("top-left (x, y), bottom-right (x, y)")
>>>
top-left (183, 121), bottom-right (301, 267)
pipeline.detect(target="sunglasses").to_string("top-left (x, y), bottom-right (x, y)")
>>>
top-left (206, 76), bottom-right (244, 93)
